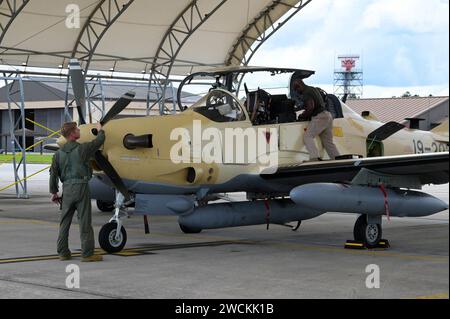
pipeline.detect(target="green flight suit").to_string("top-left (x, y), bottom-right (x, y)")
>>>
top-left (49, 130), bottom-right (105, 258)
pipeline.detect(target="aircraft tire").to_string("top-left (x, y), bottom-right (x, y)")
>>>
top-left (96, 200), bottom-right (115, 212)
top-left (353, 214), bottom-right (382, 248)
top-left (99, 222), bottom-right (127, 253)
top-left (179, 223), bottom-right (202, 234)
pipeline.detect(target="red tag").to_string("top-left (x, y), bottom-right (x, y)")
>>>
top-left (265, 131), bottom-right (271, 144)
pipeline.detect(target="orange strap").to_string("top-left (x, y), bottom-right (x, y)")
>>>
top-left (264, 199), bottom-right (270, 230)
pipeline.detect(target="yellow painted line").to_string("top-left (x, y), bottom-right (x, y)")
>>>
top-left (0, 165), bottom-right (50, 192)
top-left (0, 253), bottom-right (82, 264)
top-left (416, 293), bottom-right (449, 299)
top-left (25, 118), bottom-right (61, 136)
top-left (25, 130), bottom-right (61, 151)
top-left (0, 218), bottom-right (446, 263)
top-left (0, 241), bottom-right (250, 264)
top-left (0, 247), bottom-right (150, 264)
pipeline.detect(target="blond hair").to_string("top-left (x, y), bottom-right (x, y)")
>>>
top-left (61, 122), bottom-right (77, 138)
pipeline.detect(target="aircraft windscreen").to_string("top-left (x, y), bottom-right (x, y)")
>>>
top-left (192, 90), bottom-right (246, 123)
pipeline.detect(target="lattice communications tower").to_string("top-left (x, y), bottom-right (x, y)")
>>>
top-left (334, 55), bottom-right (363, 99)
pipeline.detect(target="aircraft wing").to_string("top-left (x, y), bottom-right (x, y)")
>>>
top-left (261, 152), bottom-right (449, 187)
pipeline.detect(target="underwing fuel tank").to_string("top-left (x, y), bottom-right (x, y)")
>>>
top-left (178, 199), bottom-right (324, 230)
top-left (290, 183), bottom-right (448, 217)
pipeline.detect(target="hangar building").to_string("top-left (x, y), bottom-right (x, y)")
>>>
top-left (346, 96), bottom-right (449, 131)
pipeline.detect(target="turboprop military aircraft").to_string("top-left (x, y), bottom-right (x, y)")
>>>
top-left (49, 60), bottom-right (449, 253)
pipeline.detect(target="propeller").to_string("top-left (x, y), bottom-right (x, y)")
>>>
top-left (89, 90), bottom-right (135, 137)
top-left (92, 91), bottom-right (135, 202)
top-left (94, 150), bottom-right (131, 201)
top-left (91, 92), bottom-right (136, 201)
top-left (101, 91), bottom-right (135, 125)
top-left (64, 59), bottom-right (136, 201)
top-left (69, 59), bottom-right (87, 125)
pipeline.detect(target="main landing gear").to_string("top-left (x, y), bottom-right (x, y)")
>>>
top-left (99, 192), bottom-right (128, 253)
top-left (347, 214), bottom-right (389, 249)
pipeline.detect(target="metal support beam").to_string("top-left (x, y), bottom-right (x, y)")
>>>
top-left (71, 0), bottom-right (135, 73)
top-left (226, 0), bottom-right (312, 66)
top-left (1, 72), bottom-right (28, 198)
top-left (85, 75), bottom-right (107, 121)
top-left (68, 0), bottom-right (134, 122)
top-left (0, 0), bottom-right (30, 45)
top-left (147, 0), bottom-right (227, 115)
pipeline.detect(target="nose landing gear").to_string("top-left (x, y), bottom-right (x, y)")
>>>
top-left (99, 192), bottom-right (129, 253)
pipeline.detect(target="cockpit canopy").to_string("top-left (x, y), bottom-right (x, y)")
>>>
top-left (192, 89), bottom-right (246, 122)
top-left (183, 67), bottom-right (344, 125)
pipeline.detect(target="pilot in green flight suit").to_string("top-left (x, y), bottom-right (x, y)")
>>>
top-left (50, 122), bottom-right (105, 262)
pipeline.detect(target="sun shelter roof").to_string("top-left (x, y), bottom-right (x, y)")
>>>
top-left (0, 0), bottom-right (312, 77)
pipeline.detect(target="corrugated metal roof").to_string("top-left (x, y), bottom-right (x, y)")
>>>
top-left (0, 79), bottom-right (73, 102)
top-left (346, 96), bottom-right (449, 124)
top-left (0, 77), bottom-right (199, 103)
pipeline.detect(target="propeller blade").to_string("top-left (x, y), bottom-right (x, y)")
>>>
top-left (69, 59), bottom-right (87, 125)
top-left (100, 91), bottom-right (135, 125)
top-left (94, 150), bottom-right (131, 201)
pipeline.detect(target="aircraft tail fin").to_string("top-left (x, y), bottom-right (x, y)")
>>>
top-left (431, 119), bottom-right (449, 135)
top-left (431, 119), bottom-right (449, 143)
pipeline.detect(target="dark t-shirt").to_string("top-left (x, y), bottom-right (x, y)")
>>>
top-left (302, 86), bottom-right (326, 118)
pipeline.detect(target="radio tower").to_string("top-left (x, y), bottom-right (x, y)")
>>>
top-left (334, 54), bottom-right (363, 100)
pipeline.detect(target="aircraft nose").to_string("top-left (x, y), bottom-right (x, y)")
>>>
top-left (78, 124), bottom-right (98, 143)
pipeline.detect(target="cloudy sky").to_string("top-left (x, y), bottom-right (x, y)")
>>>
top-left (251, 0), bottom-right (449, 98)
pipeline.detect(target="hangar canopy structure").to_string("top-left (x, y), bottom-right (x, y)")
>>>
top-left (0, 0), bottom-right (313, 198)
top-left (1, 0), bottom-right (312, 108)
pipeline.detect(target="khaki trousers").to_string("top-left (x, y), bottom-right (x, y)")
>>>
top-left (304, 111), bottom-right (340, 160)
top-left (57, 183), bottom-right (95, 258)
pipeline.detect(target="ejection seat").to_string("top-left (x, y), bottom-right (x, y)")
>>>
top-left (268, 94), bottom-right (297, 123)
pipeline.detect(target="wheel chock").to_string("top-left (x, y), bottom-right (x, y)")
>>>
top-left (345, 239), bottom-right (390, 250)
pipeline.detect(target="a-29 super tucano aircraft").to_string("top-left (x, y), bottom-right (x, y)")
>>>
top-left (50, 59), bottom-right (449, 253)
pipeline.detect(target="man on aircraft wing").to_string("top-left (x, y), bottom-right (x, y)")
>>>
top-left (293, 79), bottom-right (340, 161)
top-left (49, 122), bottom-right (105, 262)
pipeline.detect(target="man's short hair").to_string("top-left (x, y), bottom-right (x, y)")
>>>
top-left (61, 122), bottom-right (77, 138)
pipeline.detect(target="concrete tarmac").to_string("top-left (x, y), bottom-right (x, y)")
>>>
top-left (0, 164), bottom-right (448, 299)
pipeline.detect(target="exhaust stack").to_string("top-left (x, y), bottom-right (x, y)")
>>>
top-left (123, 134), bottom-right (153, 150)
